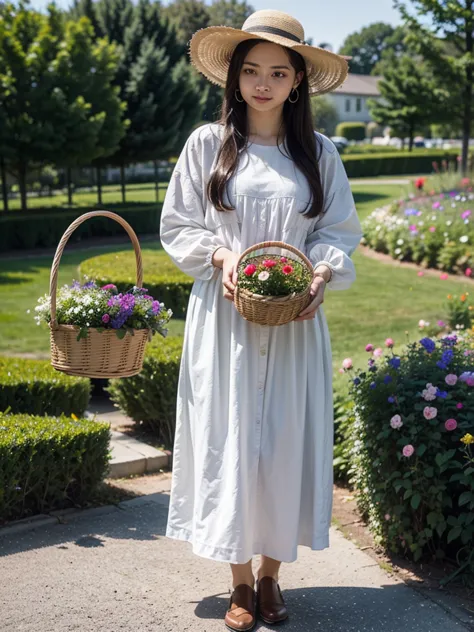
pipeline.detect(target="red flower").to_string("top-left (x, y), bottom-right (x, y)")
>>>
top-left (280, 257), bottom-right (288, 263)
top-left (263, 259), bottom-right (277, 268)
top-left (282, 265), bottom-right (294, 275)
top-left (415, 177), bottom-right (426, 190)
top-left (244, 264), bottom-right (257, 276)
top-left (461, 177), bottom-right (470, 187)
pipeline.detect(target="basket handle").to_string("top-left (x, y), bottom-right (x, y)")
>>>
top-left (49, 210), bottom-right (143, 328)
top-left (237, 240), bottom-right (314, 272)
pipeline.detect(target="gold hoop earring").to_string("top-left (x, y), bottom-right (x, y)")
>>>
top-left (235, 89), bottom-right (244, 103)
top-left (288, 88), bottom-right (299, 104)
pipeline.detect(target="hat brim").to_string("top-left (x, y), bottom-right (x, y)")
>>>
top-left (189, 25), bottom-right (348, 96)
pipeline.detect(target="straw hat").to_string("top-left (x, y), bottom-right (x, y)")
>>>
top-left (189, 9), bottom-right (349, 96)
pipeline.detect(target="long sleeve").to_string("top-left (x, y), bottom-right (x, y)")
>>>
top-left (159, 127), bottom-right (227, 282)
top-left (305, 137), bottom-right (363, 291)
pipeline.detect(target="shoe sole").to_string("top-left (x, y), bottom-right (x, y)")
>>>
top-left (259, 613), bottom-right (289, 625)
top-left (225, 622), bottom-right (256, 632)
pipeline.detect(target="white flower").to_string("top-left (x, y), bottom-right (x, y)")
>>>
top-left (460, 235), bottom-right (469, 243)
top-left (396, 239), bottom-right (404, 245)
top-left (258, 271), bottom-right (270, 281)
top-left (446, 220), bottom-right (452, 226)
top-left (394, 248), bottom-right (402, 255)
top-left (88, 309), bottom-right (94, 314)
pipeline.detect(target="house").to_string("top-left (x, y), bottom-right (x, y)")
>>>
top-left (326, 74), bottom-right (382, 124)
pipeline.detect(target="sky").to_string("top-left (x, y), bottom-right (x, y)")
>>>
top-left (28, 0), bottom-right (403, 53)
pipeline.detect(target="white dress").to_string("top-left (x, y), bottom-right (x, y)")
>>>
top-left (159, 122), bottom-right (363, 564)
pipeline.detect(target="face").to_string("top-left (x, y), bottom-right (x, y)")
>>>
top-left (239, 42), bottom-right (304, 109)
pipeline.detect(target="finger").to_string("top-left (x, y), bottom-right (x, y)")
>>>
top-left (223, 280), bottom-right (235, 292)
top-left (298, 297), bottom-right (320, 317)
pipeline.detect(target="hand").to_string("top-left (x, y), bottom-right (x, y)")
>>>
top-left (216, 248), bottom-right (240, 302)
top-left (293, 274), bottom-right (326, 321)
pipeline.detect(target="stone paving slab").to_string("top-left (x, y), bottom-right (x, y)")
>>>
top-left (1, 494), bottom-right (472, 632)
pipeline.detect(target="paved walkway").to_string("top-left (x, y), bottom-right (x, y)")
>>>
top-left (1, 491), bottom-right (473, 631)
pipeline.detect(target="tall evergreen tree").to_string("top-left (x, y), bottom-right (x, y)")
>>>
top-left (395, 0), bottom-right (474, 174)
top-left (368, 55), bottom-right (450, 151)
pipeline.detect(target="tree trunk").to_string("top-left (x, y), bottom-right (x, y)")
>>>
top-left (120, 161), bottom-right (126, 203)
top-left (408, 125), bottom-right (414, 153)
top-left (18, 161), bottom-right (27, 212)
top-left (1, 157), bottom-right (8, 212)
top-left (67, 167), bottom-right (73, 206)
top-left (154, 159), bottom-right (159, 203)
top-left (461, 11), bottom-right (473, 176)
top-left (96, 165), bottom-right (102, 205)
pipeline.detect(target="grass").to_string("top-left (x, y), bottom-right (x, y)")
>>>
top-left (1, 180), bottom-right (472, 406)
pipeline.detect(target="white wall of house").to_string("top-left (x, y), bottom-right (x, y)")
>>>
top-left (326, 93), bottom-right (380, 124)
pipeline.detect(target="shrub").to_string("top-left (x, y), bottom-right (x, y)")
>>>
top-left (0, 203), bottom-right (160, 251)
top-left (341, 150), bottom-right (460, 178)
top-left (106, 335), bottom-right (183, 449)
top-left (335, 122), bottom-right (367, 141)
top-left (79, 249), bottom-right (192, 318)
top-left (0, 356), bottom-right (91, 416)
top-left (342, 333), bottom-right (474, 563)
top-left (0, 411), bottom-right (110, 522)
top-left (333, 392), bottom-right (355, 483)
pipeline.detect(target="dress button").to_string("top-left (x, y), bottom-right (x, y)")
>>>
top-left (260, 348), bottom-right (266, 356)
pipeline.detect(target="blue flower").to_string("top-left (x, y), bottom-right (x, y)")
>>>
top-left (436, 361), bottom-right (448, 370)
top-left (370, 381), bottom-right (377, 389)
top-left (389, 357), bottom-right (401, 369)
top-left (436, 389), bottom-right (448, 399)
top-left (383, 375), bottom-right (393, 384)
top-left (404, 208), bottom-right (419, 216)
top-left (388, 396), bottom-right (395, 403)
top-left (353, 378), bottom-right (361, 386)
top-left (441, 335), bottom-right (458, 347)
top-left (420, 337), bottom-right (436, 353)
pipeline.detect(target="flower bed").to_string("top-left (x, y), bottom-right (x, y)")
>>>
top-left (0, 411), bottom-right (110, 523)
top-left (0, 356), bottom-right (90, 416)
top-left (341, 326), bottom-right (474, 565)
top-left (362, 173), bottom-right (473, 276)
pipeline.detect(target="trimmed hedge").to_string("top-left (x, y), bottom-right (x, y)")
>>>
top-left (1, 202), bottom-right (160, 251)
top-left (336, 122), bottom-right (367, 141)
top-left (341, 151), bottom-right (460, 178)
top-left (0, 356), bottom-right (91, 417)
top-left (79, 249), bottom-right (192, 318)
top-left (106, 335), bottom-right (183, 449)
top-left (0, 411), bottom-right (110, 522)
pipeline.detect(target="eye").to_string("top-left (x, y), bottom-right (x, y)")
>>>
top-left (274, 72), bottom-right (285, 78)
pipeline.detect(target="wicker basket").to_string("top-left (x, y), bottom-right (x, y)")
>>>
top-left (234, 241), bottom-right (314, 326)
top-left (49, 210), bottom-right (151, 378)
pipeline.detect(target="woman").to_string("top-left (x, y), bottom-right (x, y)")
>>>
top-left (159, 9), bottom-right (363, 631)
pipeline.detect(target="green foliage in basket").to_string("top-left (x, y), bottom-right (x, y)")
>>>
top-left (34, 279), bottom-right (172, 341)
top-left (0, 411), bottom-right (110, 522)
top-left (106, 335), bottom-right (183, 449)
top-left (79, 249), bottom-right (192, 318)
top-left (237, 255), bottom-right (312, 296)
top-left (0, 356), bottom-right (90, 416)
top-left (341, 333), bottom-right (474, 563)
top-left (362, 177), bottom-right (474, 275)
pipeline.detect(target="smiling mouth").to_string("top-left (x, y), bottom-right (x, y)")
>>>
top-left (253, 96), bottom-right (272, 101)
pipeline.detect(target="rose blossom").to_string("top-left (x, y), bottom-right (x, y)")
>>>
top-left (280, 257), bottom-right (287, 263)
top-left (456, 402), bottom-right (463, 409)
top-left (373, 348), bottom-right (383, 358)
top-left (423, 406), bottom-right (438, 420)
top-left (445, 374), bottom-right (458, 386)
top-left (282, 265), bottom-right (294, 275)
top-left (263, 259), bottom-right (277, 268)
top-left (365, 344), bottom-right (374, 352)
top-left (342, 358), bottom-right (353, 370)
top-left (403, 445), bottom-right (415, 457)
top-left (244, 264), bottom-right (256, 276)
top-left (385, 338), bottom-right (394, 348)
top-left (101, 314), bottom-right (110, 323)
top-left (445, 419), bottom-right (457, 431)
top-left (390, 414), bottom-right (403, 429)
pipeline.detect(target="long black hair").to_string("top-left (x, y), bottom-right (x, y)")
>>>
top-left (206, 38), bottom-right (324, 219)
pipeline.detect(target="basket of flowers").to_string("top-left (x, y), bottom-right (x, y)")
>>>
top-left (234, 241), bottom-right (314, 326)
top-left (34, 210), bottom-right (172, 378)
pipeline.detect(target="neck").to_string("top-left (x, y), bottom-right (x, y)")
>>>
top-left (247, 105), bottom-right (285, 142)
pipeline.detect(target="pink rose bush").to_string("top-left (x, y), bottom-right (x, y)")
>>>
top-left (237, 253), bottom-right (312, 297)
top-left (339, 331), bottom-right (474, 565)
top-left (362, 172), bottom-right (474, 278)
top-left (34, 279), bottom-right (172, 341)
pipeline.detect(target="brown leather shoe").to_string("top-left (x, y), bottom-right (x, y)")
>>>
top-left (224, 583), bottom-right (257, 631)
top-left (256, 576), bottom-right (288, 624)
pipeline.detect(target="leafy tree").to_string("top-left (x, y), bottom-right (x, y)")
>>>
top-left (338, 22), bottom-right (407, 75)
top-left (0, 4), bottom-right (124, 210)
top-left (395, 0), bottom-right (474, 174)
top-left (311, 96), bottom-right (338, 136)
top-left (368, 55), bottom-right (450, 151)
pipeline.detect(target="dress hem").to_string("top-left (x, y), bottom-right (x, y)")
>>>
top-left (165, 524), bottom-right (330, 564)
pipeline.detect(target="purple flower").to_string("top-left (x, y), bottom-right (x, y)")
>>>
top-left (389, 357), bottom-right (401, 369)
top-left (461, 210), bottom-right (471, 220)
top-left (151, 300), bottom-right (161, 315)
top-left (420, 337), bottom-right (436, 353)
top-left (102, 284), bottom-right (118, 292)
top-left (388, 396), bottom-right (396, 403)
top-left (404, 208), bottom-right (419, 216)
top-left (441, 335), bottom-right (458, 347)
top-left (102, 314), bottom-right (110, 324)
top-left (82, 281), bottom-right (96, 289)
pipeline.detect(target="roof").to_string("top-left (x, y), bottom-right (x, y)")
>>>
top-left (333, 74), bottom-right (381, 96)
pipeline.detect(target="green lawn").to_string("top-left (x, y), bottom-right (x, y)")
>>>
top-left (1, 181), bottom-right (472, 402)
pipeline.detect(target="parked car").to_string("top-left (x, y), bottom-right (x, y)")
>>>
top-left (330, 136), bottom-right (348, 152)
